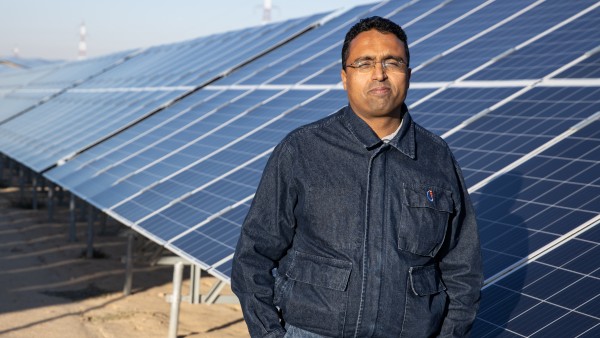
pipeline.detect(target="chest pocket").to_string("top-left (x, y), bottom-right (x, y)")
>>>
top-left (398, 185), bottom-right (454, 257)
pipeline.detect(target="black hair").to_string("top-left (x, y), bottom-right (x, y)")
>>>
top-left (341, 16), bottom-right (410, 69)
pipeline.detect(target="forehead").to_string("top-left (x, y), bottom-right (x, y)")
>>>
top-left (348, 29), bottom-right (406, 59)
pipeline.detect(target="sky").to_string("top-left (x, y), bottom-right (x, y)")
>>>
top-left (1, 0), bottom-right (378, 61)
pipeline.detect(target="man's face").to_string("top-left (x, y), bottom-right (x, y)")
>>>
top-left (341, 29), bottom-right (411, 121)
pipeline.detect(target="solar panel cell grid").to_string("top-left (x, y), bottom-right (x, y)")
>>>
top-left (409, 87), bottom-right (520, 135)
top-left (467, 6), bottom-right (600, 80)
top-left (553, 51), bottom-right (600, 79)
top-left (408, 0), bottom-right (535, 69)
top-left (412, 0), bottom-right (596, 82)
top-left (169, 202), bottom-right (251, 267)
top-left (447, 86), bottom-right (600, 187)
top-left (474, 223), bottom-right (600, 337)
top-left (108, 90), bottom-right (322, 222)
top-left (472, 119), bottom-right (600, 279)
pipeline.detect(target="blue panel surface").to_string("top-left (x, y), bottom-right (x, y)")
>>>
top-left (467, 6), bottom-right (600, 80)
top-left (267, 0), bottom-right (446, 85)
top-left (410, 87), bottom-right (520, 135)
top-left (0, 90), bottom-right (186, 172)
top-left (408, 0), bottom-right (535, 69)
top-left (474, 223), bottom-right (600, 337)
top-left (553, 51), bottom-right (600, 79)
top-left (109, 89), bottom-right (336, 224)
top-left (472, 120), bottom-right (600, 279)
top-left (169, 203), bottom-right (251, 267)
top-left (0, 52), bottom-right (131, 123)
top-left (412, 0), bottom-right (596, 82)
top-left (1, 11), bottom-right (331, 173)
top-left (447, 86), bottom-right (600, 187)
top-left (46, 89), bottom-right (228, 187)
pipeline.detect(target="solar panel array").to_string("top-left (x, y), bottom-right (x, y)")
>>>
top-left (1, 1), bottom-right (599, 336)
top-left (0, 12), bottom-right (328, 172)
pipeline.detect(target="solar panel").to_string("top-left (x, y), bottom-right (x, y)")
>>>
top-left (1, 4), bottom-right (597, 337)
top-left (474, 222), bottom-right (600, 337)
top-left (0, 11), bottom-right (331, 173)
top-left (466, 5), bottom-right (600, 80)
top-left (266, 0), bottom-right (447, 85)
top-left (446, 86), bottom-right (600, 187)
top-left (0, 52), bottom-right (131, 123)
top-left (411, 0), bottom-right (597, 82)
top-left (408, 0), bottom-right (534, 69)
top-left (46, 89), bottom-right (240, 187)
top-left (472, 119), bottom-right (600, 279)
top-left (0, 89), bottom-right (186, 172)
top-left (108, 89), bottom-right (333, 224)
top-left (168, 202), bottom-right (252, 269)
top-left (409, 87), bottom-right (520, 135)
top-left (552, 50), bottom-right (600, 79)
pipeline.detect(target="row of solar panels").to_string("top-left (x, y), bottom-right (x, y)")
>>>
top-left (1, 0), bottom-right (599, 336)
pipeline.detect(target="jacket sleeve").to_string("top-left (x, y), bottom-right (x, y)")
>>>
top-left (438, 155), bottom-right (484, 337)
top-left (231, 140), bottom-right (297, 338)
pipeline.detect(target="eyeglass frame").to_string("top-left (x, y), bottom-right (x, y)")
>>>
top-left (344, 58), bottom-right (408, 73)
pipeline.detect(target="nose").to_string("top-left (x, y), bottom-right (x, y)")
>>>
top-left (371, 61), bottom-right (387, 81)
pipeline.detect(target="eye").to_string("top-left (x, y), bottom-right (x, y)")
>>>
top-left (383, 59), bottom-right (405, 71)
top-left (355, 60), bottom-right (375, 69)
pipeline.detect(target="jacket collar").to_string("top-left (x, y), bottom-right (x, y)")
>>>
top-left (342, 103), bottom-right (415, 159)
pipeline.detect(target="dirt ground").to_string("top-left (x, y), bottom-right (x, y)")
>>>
top-left (0, 181), bottom-right (250, 338)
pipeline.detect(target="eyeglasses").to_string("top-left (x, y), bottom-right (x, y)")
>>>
top-left (345, 59), bottom-right (408, 73)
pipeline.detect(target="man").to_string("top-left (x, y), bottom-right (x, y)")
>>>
top-left (232, 16), bottom-right (483, 338)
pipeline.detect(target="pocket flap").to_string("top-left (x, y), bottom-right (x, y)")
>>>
top-left (286, 251), bottom-right (352, 291)
top-left (403, 186), bottom-right (454, 213)
top-left (409, 264), bottom-right (446, 296)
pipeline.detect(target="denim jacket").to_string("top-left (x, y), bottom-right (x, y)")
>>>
top-left (232, 106), bottom-right (483, 338)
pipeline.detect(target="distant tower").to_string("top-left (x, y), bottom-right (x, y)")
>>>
top-left (262, 0), bottom-right (272, 24)
top-left (78, 21), bottom-right (87, 60)
top-left (13, 45), bottom-right (19, 58)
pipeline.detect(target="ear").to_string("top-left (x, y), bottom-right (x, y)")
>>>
top-left (406, 68), bottom-right (411, 88)
top-left (341, 68), bottom-right (348, 90)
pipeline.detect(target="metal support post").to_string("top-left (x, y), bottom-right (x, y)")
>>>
top-left (190, 264), bottom-right (202, 304)
top-left (47, 182), bottom-right (55, 222)
top-left (0, 154), bottom-right (4, 183)
top-left (69, 193), bottom-right (78, 242)
top-left (123, 232), bottom-right (134, 295)
top-left (19, 166), bottom-right (25, 203)
top-left (57, 186), bottom-right (65, 205)
top-left (32, 175), bottom-right (38, 210)
top-left (26, 167), bottom-right (32, 185)
top-left (86, 204), bottom-right (96, 259)
top-left (78, 198), bottom-right (86, 221)
top-left (99, 212), bottom-right (108, 235)
top-left (204, 280), bottom-right (227, 304)
top-left (9, 158), bottom-right (15, 185)
top-left (168, 262), bottom-right (184, 338)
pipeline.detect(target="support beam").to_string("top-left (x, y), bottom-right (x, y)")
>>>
top-left (203, 280), bottom-right (227, 305)
top-left (47, 182), bottom-right (55, 222)
top-left (69, 193), bottom-right (78, 242)
top-left (86, 204), bottom-right (96, 258)
top-left (9, 158), bottom-right (16, 186)
top-left (31, 174), bottom-right (38, 210)
top-left (57, 185), bottom-right (65, 205)
top-left (0, 154), bottom-right (4, 182)
top-left (168, 262), bottom-right (184, 338)
top-left (19, 166), bottom-right (25, 203)
top-left (123, 232), bottom-right (134, 295)
top-left (99, 212), bottom-right (108, 235)
top-left (191, 264), bottom-right (201, 304)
